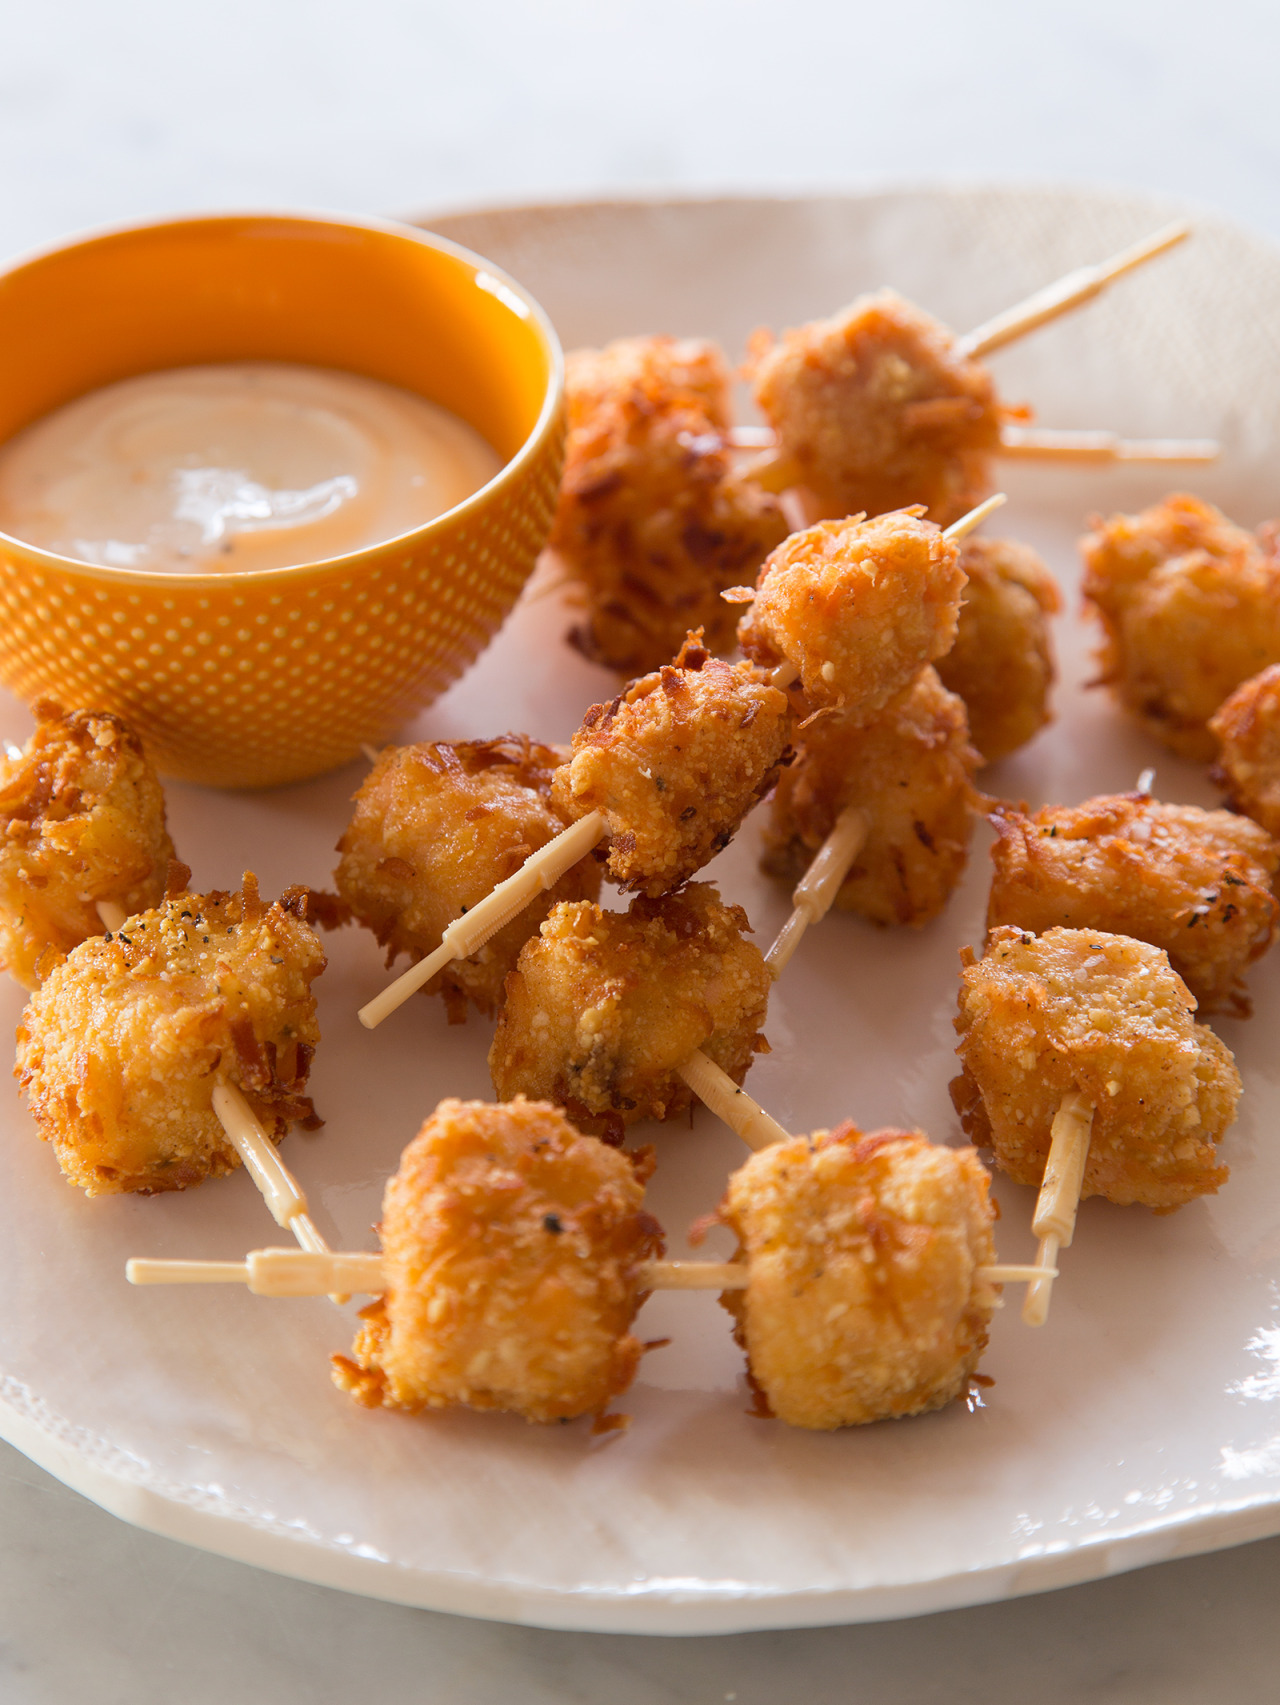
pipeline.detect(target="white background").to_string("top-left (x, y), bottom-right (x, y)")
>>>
top-left (4, 2), bottom-right (1280, 1699)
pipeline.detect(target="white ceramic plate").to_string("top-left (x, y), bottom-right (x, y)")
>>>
top-left (4, 188), bottom-right (1280, 1636)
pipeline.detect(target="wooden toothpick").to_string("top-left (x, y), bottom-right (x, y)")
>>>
top-left (944, 493), bottom-right (1007, 542)
top-left (210, 1081), bottom-right (342, 1295)
top-left (357, 810), bottom-right (607, 1029)
top-left (765, 804), bottom-right (870, 976)
top-left (956, 222), bottom-right (1191, 360)
top-left (1021, 1091), bottom-right (1095, 1327)
top-left (128, 1248), bottom-right (385, 1296)
top-left (675, 1048), bottom-right (792, 1151)
top-left (731, 423), bottom-right (1218, 468)
top-left (126, 1246), bottom-right (1052, 1297)
top-left (997, 426), bottom-right (1217, 464)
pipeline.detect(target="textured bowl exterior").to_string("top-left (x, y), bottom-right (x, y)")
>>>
top-left (0, 425), bottom-right (563, 787)
top-left (0, 213), bottom-right (564, 787)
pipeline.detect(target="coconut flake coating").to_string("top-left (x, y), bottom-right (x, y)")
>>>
top-left (986, 793), bottom-right (1278, 1016)
top-left (936, 537), bottom-right (1061, 763)
top-left (0, 701), bottom-right (176, 990)
top-left (1082, 491), bottom-right (1257, 612)
top-left (489, 884), bottom-right (771, 1140)
top-left (332, 1097), bottom-right (662, 1424)
top-left (952, 926), bottom-right (1239, 1210)
top-left (718, 1126), bottom-right (997, 1430)
top-left (335, 736), bottom-right (600, 1022)
top-left (1081, 494), bottom-right (1280, 761)
top-left (14, 875), bottom-right (324, 1197)
top-left (737, 510), bottom-right (965, 719)
top-left (551, 634), bottom-right (791, 896)
top-left (748, 289), bottom-right (1004, 526)
top-left (550, 337), bottom-right (789, 673)
top-left (761, 666), bottom-right (979, 928)
top-left (1210, 664), bottom-right (1280, 839)
top-left (569, 333), bottom-right (732, 425)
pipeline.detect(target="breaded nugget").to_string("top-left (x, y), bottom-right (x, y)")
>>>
top-left (15, 874), bottom-right (323, 1196)
top-left (1210, 664), bottom-right (1280, 838)
top-left (717, 1126), bottom-right (997, 1429)
top-left (985, 793), bottom-right (1278, 1015)
top-left (332, 1097), bottom-right (662, 1424)
top-left (748, 289), bottom-right (1004, 526)
top-left (1082, 491), bottom-right (1257, 612)
top-left (551, 337), bottom-right (789, 672)
top-left (489, 884), bottom-right (770, 1140)
top-left (761, 666), bottom-right (979, 928)
top-left (936, 537), bottom-right (1061, 763)
top-left (737, 510), bottom-right (965, 717)
top-left (0, 701), bottom-right (175, 990)
top-left (551, 634), bottom-right (791, 896)
top-left (951, 926), bottom-right (1239, 1210)
top-left (568, 334), bottom-right (731, 424)
top-left (335, 736), bottom-right (600, 1022)
top-left (1081, 494), bottom-right (1280, 760)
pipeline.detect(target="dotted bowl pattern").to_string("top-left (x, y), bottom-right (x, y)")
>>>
top-left (0, 418), bottom-right (565, 790)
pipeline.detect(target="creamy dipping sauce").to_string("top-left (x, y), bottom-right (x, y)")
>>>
top-left (0, 363), bottom-right (503, 573)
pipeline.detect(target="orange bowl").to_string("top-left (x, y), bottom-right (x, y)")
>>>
top-left (0, 212), bottom-right (564, 788)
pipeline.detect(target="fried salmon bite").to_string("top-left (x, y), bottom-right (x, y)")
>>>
top-left (14, 873), bottom-right (324, 1196)
top-left (747, 290), bottom-right (1006, 526)
top-left (331, 1097), bottom-right (663, 1425)
top-left (761, 666), bottom-right (980, 928)
top-left (936, 537), bottom-right (1061, 763)
top-left (736, 510), bottom-right (965, 718)
top-left (488, 884), bottom-right (771, 1140)
top-left (716, 1127), bottom-right (997, 1430)
top-left (550, 336), bottom-right (789, 673)
top-left (951, 926), bottom-right (1240, 1211)
top-left (1210, 664), bottom-right (1280, 839)
top-left (551, 634), bottom-right (791, 896)
top-left (1081, 494), bottom-right (1280, 761)
top-left (0, 701), bottom-right (176, 990)
top-left (985, 793), bottom-right (1278, 1016)
top-left (335, 736), bottom-right (601, 1022)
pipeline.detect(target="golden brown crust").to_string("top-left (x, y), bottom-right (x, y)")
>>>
top-left (761, 666), bottom-right (980, 928)
top-left (1210, 663), bottom-right (1280, 838)
top-left (14, 873), bottom-right (324, 1196)
top-left (488, 883), bottom-right (771, 1137)
top-left (568, 334), bottom-right (734, 428)
top-left (552, 635), bottom-right (791, 896)
top-left (551, 337), bottom-right (789, 672)
top-left (1082, 491), bottom-right (1256, 614)
top-left (936, 537), bottom-right (1061, 763)
top-left (952, 926), bottom-right (1239, 1209)
top-left (1080, 494), bottom-right (1280, 760)
top-left (334, 735), bottom-right (600, 1021)
top-left (331, 1097), bottom-right (663, 1424)
top-left (737, 510), bottom-right (965, 719)
top-left (748, 290), bottom-right (1005, 526)
top-left (0, 701), bottom-right (176, 990)
top-left (719, 1126), bottom-right (997, 1430)
top-left (985, 793), bottom-right (1278, 1016)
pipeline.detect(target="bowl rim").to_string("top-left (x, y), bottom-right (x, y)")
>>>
top-left (0, 207), bottom-right (565, 589)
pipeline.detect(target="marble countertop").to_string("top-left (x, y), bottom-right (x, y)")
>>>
top-left (4, 2), bottom-right (1280, 1698)
top-left (7, 1438), bottom-right (1280, 1703)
